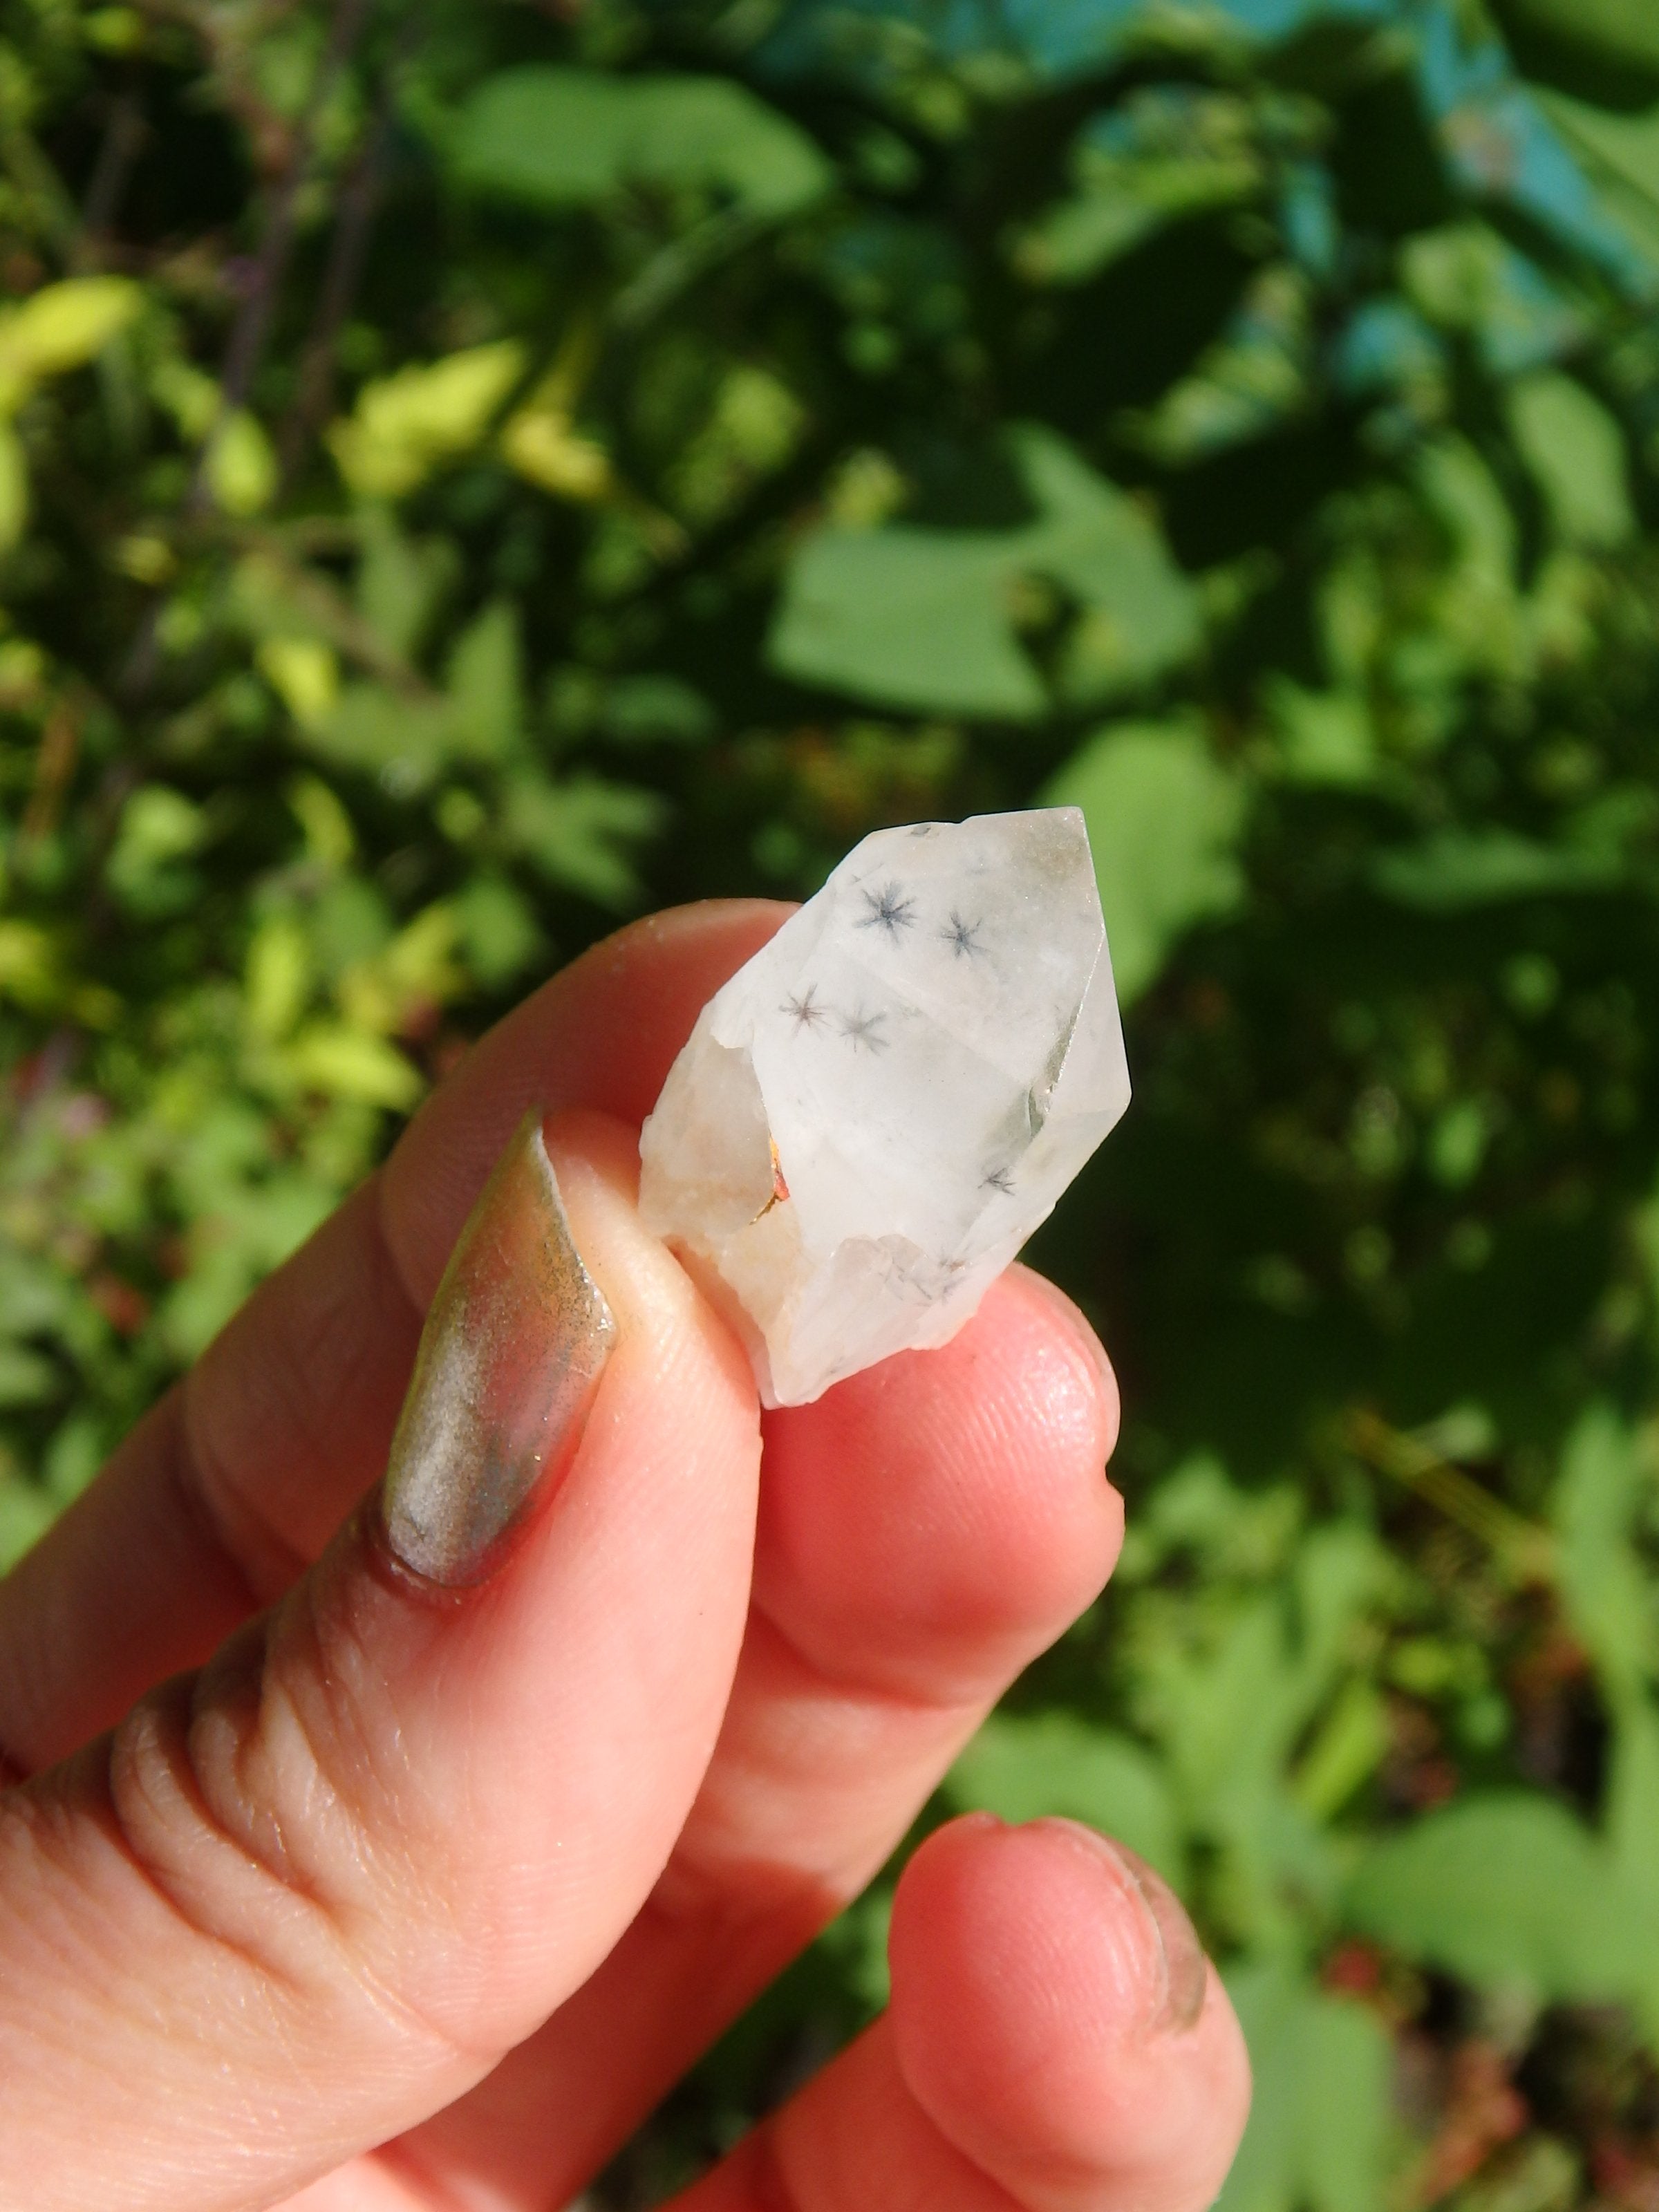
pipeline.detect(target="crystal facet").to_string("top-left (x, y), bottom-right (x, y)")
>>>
top-left (639, 807), bottom-right (1130, 1406)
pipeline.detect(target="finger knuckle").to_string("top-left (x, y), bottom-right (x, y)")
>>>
top-left (99, 1591), bottom-right (468, 2066)
top-left (106, 1624), bottom-right (359, 1991)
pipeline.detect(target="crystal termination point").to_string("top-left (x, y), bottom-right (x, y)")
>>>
top-left (639, 807), bottom-right (1130, 1407)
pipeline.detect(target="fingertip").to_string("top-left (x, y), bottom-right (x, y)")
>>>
top-left (755, 1267), bottom-right (1123, 1703)
top-left (1003, 1264), bottom-right (1121, 1465)
top-left (890, 1814), bottom-right (1250, 2209)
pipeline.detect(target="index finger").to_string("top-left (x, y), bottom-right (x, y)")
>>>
top-left (0, 901), bottom-right (788, 1772)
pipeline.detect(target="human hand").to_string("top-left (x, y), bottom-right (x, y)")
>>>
top-left (0, 902), bottom-right (1250, 2211)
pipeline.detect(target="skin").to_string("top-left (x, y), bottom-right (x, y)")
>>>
top-left (0, 901), bottom-right (1251, 2212)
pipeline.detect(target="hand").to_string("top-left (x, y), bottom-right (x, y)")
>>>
top-left (0, 902), bottom-right (1250, 2211)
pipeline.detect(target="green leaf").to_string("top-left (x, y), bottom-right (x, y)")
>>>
top-left (1012, 90), bottom-right (1262, 287)
top-left (1015, 429), bottom-right (1203, 704)
top-left (1551, 1405), bottom-right (1656, 1701)
top-left (243, 912), bottom-right (312, 1042)
top-left (1371, 829), bottom-right (1622, 909)
top-left (107, 786), bottom-right (208, 917)
top-left (1597, 1705), bottom-right (1659, 2050)
top-left (0, 276), bottom-right (140, 410)
top-left (449, 69), bottom-right (832, 221)
top-left (769, 427), bottom-right (1199, 720)
top-left (0, 1341), bottom-right (60, 1407)
top-left (444, 599), bottom-right (525, 762)
top-left (1292, 1680), bottom-right (1390, 1821)
top-left (1347, 1795), bottom-right (1621, 2000)
top-left (1132, 265), bottom-right (1311, 466)
top-left (257, 637), bottom-right (338, 729)
top-left (771, 527), bottom-right (1044, 718)
top-left (1539, 95), bottom-right (1659, 263)
top-left (303, 682), bottom-right (442, 785)
top-left (1506, 372), bottom-right (1635, 548)
top-left (205, 409), bottom-right (277, 518)
top-left (286, 1024), bottom-right (423, 1111)
top-left (1502, 0), bottom-right (1659, 79)
top-left (0, 421), bottom-right (28, 550)
top-left (947, 1712), bottom-right (1185, 1884)
top-left (505, 773), bottom-right (669, 908)
top-left (1266, 681), bottom-right (1384, 789)
top-left (0, 1479), bottom-right (55, 1573)
top-left (328, 342), bottom-right (526, 500)
top-left (1040, 718), bottom-right (1246, 1004)
top-left (1218, 1962), bottom-right (1393, 2212)
top-left (355, 509), bottom-right (458, 659)
top-left (455, 874), bottom-right (543, 988)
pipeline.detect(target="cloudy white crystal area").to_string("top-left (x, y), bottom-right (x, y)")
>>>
top-left (638, 807), bottom-right (1130, 1407)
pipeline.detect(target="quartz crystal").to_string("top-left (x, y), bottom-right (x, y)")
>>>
top-left (639, 807), bottom-right (1130, 1407)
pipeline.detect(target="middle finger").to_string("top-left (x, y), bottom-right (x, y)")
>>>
top-left (391, 1261), bottom-right (1122, 2211)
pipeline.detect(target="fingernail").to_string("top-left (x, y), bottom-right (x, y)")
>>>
top-left (380, 1110), bottom-right (616, 1586)
top-left (1053, 1823), bottom-right (1208, 2036)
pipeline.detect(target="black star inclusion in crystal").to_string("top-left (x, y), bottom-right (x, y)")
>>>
top-left (941, 909), bottom-right (984, 959)
top-left (841, 1006), bottom-right (888, 1053)
top-left (781, 986), bottom-right (830, 1033)
top-left (856, 882), bottom-right (917, 937)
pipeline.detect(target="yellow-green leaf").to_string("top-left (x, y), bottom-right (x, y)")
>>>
top-left (258, 637), bottom-right (340, 729)
top-left (0, 276), bottom-right (140, 410)
top-left (0, 422), bottom-right (26, 551)
top-left (287, 1023), bottom-right (423, 1109)
top-left (328, 341), bottom-right (527, 500)
top-left (206, 409), bottom-right (278, 517)
top-left (244, 914), bottom-right (312, 1042)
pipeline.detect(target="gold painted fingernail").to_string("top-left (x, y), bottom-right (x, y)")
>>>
top-left (380, 1111), bottom-right (615, 1586)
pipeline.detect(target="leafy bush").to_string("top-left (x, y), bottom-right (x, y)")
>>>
top-left (8, 0), bottom-right (1659, 2202)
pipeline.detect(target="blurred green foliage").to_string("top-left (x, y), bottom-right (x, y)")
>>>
top-left (8, 0), bottom-right (1659, 2202)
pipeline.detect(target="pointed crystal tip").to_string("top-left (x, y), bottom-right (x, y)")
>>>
top-left (639, 807), bottom-right (1130, 1405)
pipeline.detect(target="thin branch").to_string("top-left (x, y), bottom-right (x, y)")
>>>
top-left (1345, 1408), bottom-right (1555, 1584)
top-left (75, 88), bottom-right (149, 265)
top-left (120, 0), bottom-right (377, 699)
top-left (276, 13), bottom-right (415, 491)
top-left (195, 0), bottom-right (377, 491)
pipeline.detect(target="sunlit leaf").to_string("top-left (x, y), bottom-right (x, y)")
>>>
top-left (286, 1024), bottom-right (424, 1110)
top-left (243, 914), bottom-right (312, 1042)
top-left (1040, 718), bottom-right (1246, 1004)
top-left (258, 637), bottom-right (340, 729)
top-left (328, 342), bottom-right (526, 500)
top-left (106, 787), bottom-right (207, 917)
top-left (1219, 1962), bottom-right (1393, 2212)
top-left (1372, 828), bottom-right (1622, 908)
top-left (1506, 370), bottom-right (1635, 547)
top-left (449, 68), bottom-right (832, 219)
top-left (1504, 0), bottom-right (1659, 78)
top-left (0, 422), bottom-right (26, 550)
top-left (444, 599), bottom-right (523, 762)
top-left (771, 527), bottom-right (1044, 718)
top-left (505, 773), bottom-right (669, 908)
top-left (0, 276), bottom-right (139, 410)
top-left (769, 427), bottom-right (1199, 718)
top-left (1348, 1795), bottom-right (1622, 1999)
top-left (206, 409), bottom-right (278, 518)
top-left (1011, 87), bottom-right (1263, 285)
top-left (1552, 1406), bottom-right (1656, 1703)
top-left (948, 1712), bottom-right (1185, 1883)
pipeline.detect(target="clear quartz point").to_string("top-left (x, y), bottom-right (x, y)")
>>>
top-left (639, 807), bottom-right (1130, 1407)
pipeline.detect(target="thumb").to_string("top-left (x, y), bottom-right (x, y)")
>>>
top-left (0, 1112), bottom-right (760, 2212)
